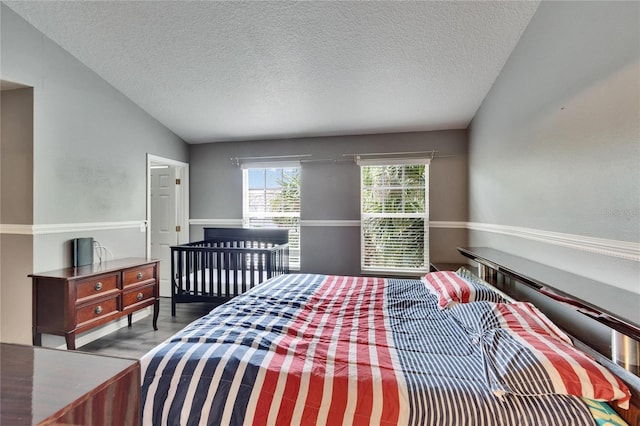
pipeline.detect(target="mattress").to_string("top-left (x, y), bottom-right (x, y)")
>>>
top-left (142, 273), bottom-right (607, 425)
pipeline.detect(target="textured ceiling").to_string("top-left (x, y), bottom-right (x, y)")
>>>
top-left (4, 1), bottom-right (539, 144)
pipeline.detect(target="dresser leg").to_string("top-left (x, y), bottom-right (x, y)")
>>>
top-left (153, 299), bottom-right (159, 331)
top-left (33, 331), bottom-right (42, 346)
top-left (65, 333), bottom-right (76, 350)
top-left (127, 313), bottom-right (133, 326)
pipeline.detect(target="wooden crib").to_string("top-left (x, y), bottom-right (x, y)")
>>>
top-left (170, 227), bottom-right (289, 315)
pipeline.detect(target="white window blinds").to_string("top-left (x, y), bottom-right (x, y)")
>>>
top-left (242, 166), bottom-right (300, 269)
top-left (359, 158), bottom-right (429, 274)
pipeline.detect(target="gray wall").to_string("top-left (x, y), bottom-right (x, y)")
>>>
top-left (1, 86), bottom-right (34, 344)
top-left (1, 5), bottom-right (189, 228)
top-left (0, 5), bottom-right (189, 345)
top-left (1, 87), bottom-right (33, 224)
top-left (468, 1), bottom-right (640, 292)
top-left (190, 130), bottom-right (468, 275)
top-left (0, 234), bottom-right (33, 344)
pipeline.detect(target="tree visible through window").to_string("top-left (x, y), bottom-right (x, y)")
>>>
top-left (243, 167), bottom-right (300, 269)
top-left (360, 160), bottom-right (429, 273)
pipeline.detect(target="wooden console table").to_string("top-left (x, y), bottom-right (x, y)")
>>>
top-left (30, 257), bottom-right (160, 350)
top-left (0, 343), bottom-right (140, 425)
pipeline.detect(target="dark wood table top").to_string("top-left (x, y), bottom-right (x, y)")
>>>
top-left (28, 257), bottom-right (158, 280)
top-left (0, 343), bottom-right (139, 425)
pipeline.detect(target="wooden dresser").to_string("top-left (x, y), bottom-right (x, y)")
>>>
top-left (1, 343), bottom-right (140, 425)
top-left (30, 257), bottom-right (160, 350)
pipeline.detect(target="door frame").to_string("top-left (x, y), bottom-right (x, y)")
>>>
top-left (146, 154), bottom-right (190, 258)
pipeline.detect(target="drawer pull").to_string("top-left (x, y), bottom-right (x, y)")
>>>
top-left (136, 292), bottom-right (144, 301)
top-left (136, 272), bottom-right (143, 280)
top-left (94, 282), bottom-right (103, 291)
top-left (94, 306), bottom-right (103, 315)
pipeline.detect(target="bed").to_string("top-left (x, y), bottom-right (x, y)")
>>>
top-left (142, 268), bottom-right (636, 425)
top-left (170, 228), bottom-right (289, 315)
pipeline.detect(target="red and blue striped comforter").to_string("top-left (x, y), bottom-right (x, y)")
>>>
top-left (141, 274), bottom-right (598, 425)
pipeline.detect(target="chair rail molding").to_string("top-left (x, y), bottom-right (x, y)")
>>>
top-left (429, 221), bottom-right (467, 229)
top-left (0, 221), bottom-right (146, 235)
top-left (0, 224), bottom-right (33, 235)
top-left (301, 220), bottom-right (361, 227)
top-left (467, 222), bottom-right (640, 262)
top-left (189, 219), bottom-right (243, 227)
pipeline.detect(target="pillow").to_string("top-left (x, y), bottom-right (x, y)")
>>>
top-left (449, 301), bottom-right (573, 345)
top-left (421, 271), bottom-right (505, 309)
top-left (455, 267), bottom-right (515, 303)
top-left (482, 326), bottom-right (631, 409)
top-left (455, 266), bottom-right (489, 286)
top-left (450, 301), bottom-right (632, 409)
top-left (582, 398), bottom-right (629, 426)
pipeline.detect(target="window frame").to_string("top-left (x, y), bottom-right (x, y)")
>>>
top-left (358, 157), bottom-right (430, 275)
top-left (241, 161), bottom-right (301, 270)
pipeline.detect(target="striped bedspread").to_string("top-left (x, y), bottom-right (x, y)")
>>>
top-left (141, 274), bottom-right (598, 425)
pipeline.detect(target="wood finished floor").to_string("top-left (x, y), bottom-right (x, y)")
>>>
top-left (78, 297), bottom-right (217, 359)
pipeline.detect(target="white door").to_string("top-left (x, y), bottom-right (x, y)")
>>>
top-left (150, 167), bottom-right (177, 297)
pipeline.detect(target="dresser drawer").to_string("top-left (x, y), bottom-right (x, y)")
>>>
top-left (122, 284), bottom-right (155, 309)
top-left (76, 273), bottom-right (119, 302)
top-left (123, 264), bottom-right (156, 287)
top-left (76, 297), bottom-right (119, 326)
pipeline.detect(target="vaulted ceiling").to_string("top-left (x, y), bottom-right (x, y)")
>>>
top-left (4, 1), bottom-right (539, 144)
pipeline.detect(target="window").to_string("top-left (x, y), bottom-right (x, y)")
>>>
top-left (242, 165), bottom-right (300, 269)
top-left (360, 159), bottom-right (429, 274)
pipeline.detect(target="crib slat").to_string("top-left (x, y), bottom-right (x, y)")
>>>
top-left (208, 249), bottom-right (214, 296)
top-left (186, 250), bottom-right (192, 293)
top-left (217, 249), bottom-right (223, 297)
top-left (171, 248), bottom-right (177, 316)
top-left (176, 249), bottom-right (183, 293)
top-left (197, 249), bottom-right (203, 296)
top-left (258, 252), bottom-right (264, 281)
top-left (221, 251), bottom-right (231, 297)
top-left (251, 250), bottom-right (256, 289)
top-left (266, 252), bottom-right (273, 279)
top-left (229, 248), bottom-right (235, 298)
top-left (238, 242), bottom-right (244, 296)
